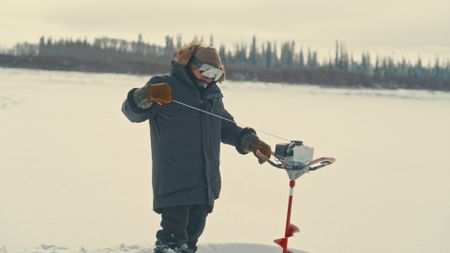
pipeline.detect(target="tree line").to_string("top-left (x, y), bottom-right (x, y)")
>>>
top-left (2, 34), bottom-right (450, 90)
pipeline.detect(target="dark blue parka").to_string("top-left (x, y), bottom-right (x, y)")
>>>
top-left (122, 61), bottom-right (254, 212)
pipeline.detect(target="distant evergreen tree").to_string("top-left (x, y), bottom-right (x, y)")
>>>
top-left (398, 57), bottom-right (408, 77)
top-left (176, 34), bottom-right (182, 49)
top-left (260, 43), bottom-right (265, 68)
top-left (306, 49), bottom-right (318, 68)
top-left (249, 35), bottom-right (257, 66)
top-left (361, 52), bottom-right (371, 75)
top-left (164, 35), bottom-right (175, 56)
top-left (280, 41), bottom-right (294, 68)
top-left (340, 42), bottom-right (349, 71)
top-left (209, 34), bottom-right (214, 47)
top-left (234, 43), bottom-right (248, 66)
top-left (298, 47), bottom-right (304, 68)
top-left (433, 58), bottom-right (442, 79)
top-left (272, 42), bottom-right (278, 67)
top-left (307, 48), bottom-right (312, 67)
top-left (374, 56), bottom-right (381, 77)
top-left (118, 40), bottom-right (129, 52)
top-left (265, 42), bottom-right (272, 68)
top-left (335, 40), bottom-right (340, 70)
top-left (219, 45), bottom-right (227, 64)
top-left (414, 57), bottom-right (423, 78)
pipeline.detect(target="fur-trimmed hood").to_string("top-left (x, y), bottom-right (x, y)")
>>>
top-left (172, 42), bottom-right (225, 83)
top-left (172, 42), bottom-right (203, 66)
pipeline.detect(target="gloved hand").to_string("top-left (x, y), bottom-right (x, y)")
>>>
top-left (251, 139), bottom-right (272, 164)
top-left (241, 133), bottom-right (272, 164)
top-left (146, 82), bottom-right (173, 105)
top-left (133, 82), bottom-right (173, 108)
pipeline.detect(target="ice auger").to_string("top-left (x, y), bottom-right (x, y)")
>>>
top-left (256, 141), bottom-right (335, 253)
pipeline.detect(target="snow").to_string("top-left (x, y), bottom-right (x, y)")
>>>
top-left (1, 67), bottom-right (450, 253)
top-left (16, 243), bottom-right (305, 253)
top-left (0, 94), bottom-right (21, 109)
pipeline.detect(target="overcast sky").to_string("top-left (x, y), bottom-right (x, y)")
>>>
top-left (1, 0), bottom-right (449, 60)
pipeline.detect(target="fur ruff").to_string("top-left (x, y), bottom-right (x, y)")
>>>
top-left (172, 42), bottom-right (225, 83)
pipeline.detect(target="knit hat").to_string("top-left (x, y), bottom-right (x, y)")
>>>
top-left (193, 47), bottom-right (222, 68)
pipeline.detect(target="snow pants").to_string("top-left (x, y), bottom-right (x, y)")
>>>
top-left (156, 204), bottom-right (212, 252)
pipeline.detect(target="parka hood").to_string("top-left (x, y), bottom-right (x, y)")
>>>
top-left (172, 42), bottom-right (225, 83)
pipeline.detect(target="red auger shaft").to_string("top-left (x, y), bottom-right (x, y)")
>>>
top-left (284, 180), bottom-right (296, 253)
top-left (275, 180), bottom-right (298, 253)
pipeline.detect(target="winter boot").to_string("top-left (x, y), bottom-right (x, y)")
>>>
top-left (176, 244), bottom-right (195, 253)
top-left (154, 241), bottom-right (177, 253)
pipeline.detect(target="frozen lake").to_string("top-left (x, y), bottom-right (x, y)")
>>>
top-left (1, 67), bottom-right (450, 253)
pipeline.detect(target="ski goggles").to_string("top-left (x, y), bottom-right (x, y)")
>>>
top-left (191, 58), bottom-right (224, 82)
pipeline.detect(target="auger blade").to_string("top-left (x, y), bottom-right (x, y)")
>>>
top-left (286, 223), bottom-right (300, 237)
top-left (274, 237), bottom-right (287, 248)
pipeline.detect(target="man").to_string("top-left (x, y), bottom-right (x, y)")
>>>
top-left (121, 42), bottom-right (272, 253)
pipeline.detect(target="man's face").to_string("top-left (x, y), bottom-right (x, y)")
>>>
top-left (190, 64), bottom-right (213, 84)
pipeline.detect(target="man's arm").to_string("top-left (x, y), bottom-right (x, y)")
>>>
top-left (219, 108), bottom-right (247, 151)
top-left (121, 88), bottom-right (154, 123)
top-left (121, 75), bottom-right (172, 123)
top-left (220, 102), bottom-right (272, 163)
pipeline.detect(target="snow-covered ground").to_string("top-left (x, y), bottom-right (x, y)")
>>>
top-left (9, 243), bottom-right (305, 253)
top-left (1, 67), bottom-right (450, 253)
